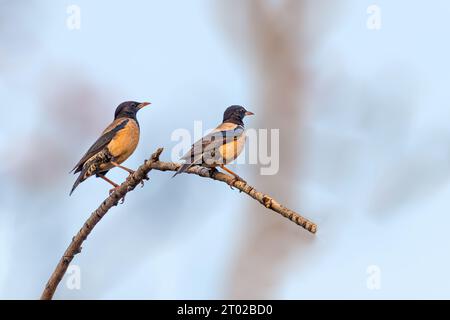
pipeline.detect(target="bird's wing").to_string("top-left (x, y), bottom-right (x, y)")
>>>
top-left (70, 118), bottom-right (129, 173)
top-left (181, 125), bottom-right (244, 164)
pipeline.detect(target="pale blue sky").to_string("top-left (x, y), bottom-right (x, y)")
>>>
top-left (1, 0), bottom-right (450, 299)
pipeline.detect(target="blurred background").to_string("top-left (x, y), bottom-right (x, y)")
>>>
top-left (1, 0), bottom-right (450, 299)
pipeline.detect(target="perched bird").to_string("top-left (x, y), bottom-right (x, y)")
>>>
top-left (69, 101), bottom-right (150, 195)
top-left (173, 105), bottom-right (254, 184)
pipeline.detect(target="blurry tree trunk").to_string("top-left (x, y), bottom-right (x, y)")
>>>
top-left (218, 0), bottom-right (326, 298)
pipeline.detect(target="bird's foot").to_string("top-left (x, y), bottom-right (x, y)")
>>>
top-left (109, 186), bottom-right (120, 195)
top-left (228, 175), bottom-right (246, 191)
top-left (209, 167), bottom-right (219, 178)
top-left (140, 174), bottom-right (150, 188)
top-left (109, 186), bottom-right (127, 203)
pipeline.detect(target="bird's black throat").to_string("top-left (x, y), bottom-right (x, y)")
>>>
top-left (223, 115), bottom-right (244, 126)
top-left (115, 110), bottom-right (138, 121)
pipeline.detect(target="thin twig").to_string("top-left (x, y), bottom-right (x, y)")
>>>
top-left (40, 148), bottom-right (317, 300)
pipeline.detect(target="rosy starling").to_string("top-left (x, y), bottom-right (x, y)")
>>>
top-left (173, 105), bottom-right (254, 184)
top-left (70, 101), bottom-right (150, 195)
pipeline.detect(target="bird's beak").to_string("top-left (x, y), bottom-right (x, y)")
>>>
top-left (138, 102), bottom-right (151, 109)
top-left (245, 111), bottom-right (254, 116)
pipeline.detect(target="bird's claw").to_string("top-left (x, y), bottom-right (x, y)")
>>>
top-left (209, 168), bottom-right (219, 178)
top-left (228, 178), bottom-right (237, 190)
top-left (140, 174), bottom-right (150, 188)
top-left (228, 176), bottom-right (246, 190)
top-left (109, 186), bottom-right (126, 204)
top-left (109, 187), bottom-right (119, 195)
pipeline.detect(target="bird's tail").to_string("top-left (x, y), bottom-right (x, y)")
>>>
top-left (172, 163), bottom-right (193, 178)
top-left (69, 170), bottom-right (86, 196)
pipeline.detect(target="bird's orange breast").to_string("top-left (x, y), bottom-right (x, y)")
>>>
top-left (218, 132), bottom-right (246, 164)
top-left (107, 119), bottom-right (140, 164)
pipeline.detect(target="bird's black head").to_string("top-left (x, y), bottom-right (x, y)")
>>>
top-left (114, 101), bottom-right (151, 120)
top-left (222, 105), bottom-right (254, 126)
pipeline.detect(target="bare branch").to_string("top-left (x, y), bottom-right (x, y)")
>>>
top-left (150, 161), bottom-right (317, 233)
top-left (40, 148), bottom-right (317, 299)
top-left (40, 148), bottom-right (163, 300)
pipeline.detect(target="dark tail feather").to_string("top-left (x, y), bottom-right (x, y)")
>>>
top-left (69, 171), bottom-right (85, 196)
top-left (69, 162), bottom-right (82, 174)
top-left (172, 163), bottom-right (193, 178)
